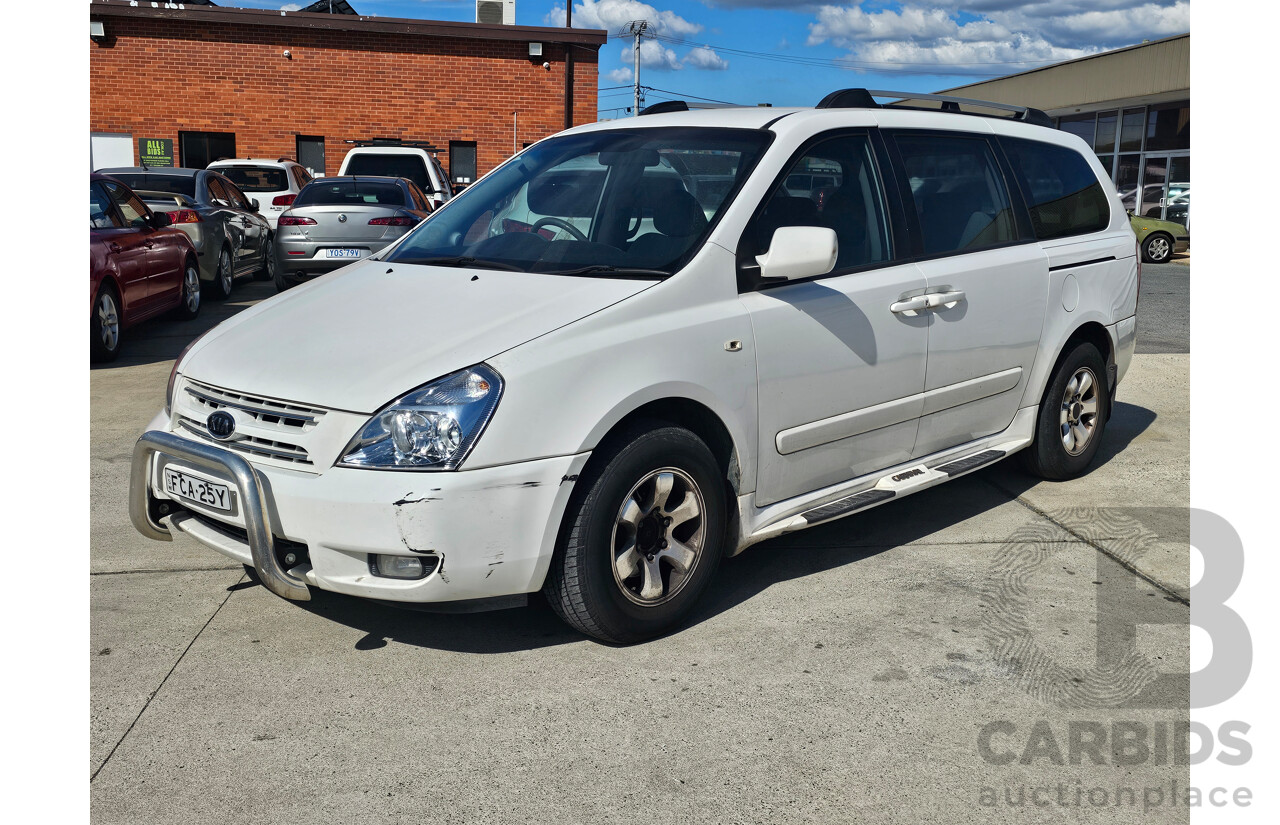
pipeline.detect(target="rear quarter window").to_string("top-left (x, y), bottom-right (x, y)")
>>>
top-left (1001, 137), bottom-right (1111, 240)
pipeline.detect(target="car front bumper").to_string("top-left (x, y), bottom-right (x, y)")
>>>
top-left (129, 418), bottom-right (590, 606)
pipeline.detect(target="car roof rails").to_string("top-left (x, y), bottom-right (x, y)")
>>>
top-left (344, 138), bottom-right (440, 151)
top-left (816, 88), bottom-right (1053, 128)
top-left (276, 157), bottom-right (298, 163)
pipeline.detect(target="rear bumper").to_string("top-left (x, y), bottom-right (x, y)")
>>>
top-left (129, 423), bottom-right (591, 605)
top-left (274, 237), bottom-right (394, 277)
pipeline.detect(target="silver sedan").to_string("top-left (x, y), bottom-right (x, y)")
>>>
top-left (273, 176), bottom-right (434, 291)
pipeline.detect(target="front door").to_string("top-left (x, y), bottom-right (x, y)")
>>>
top-left (886, 131), bottom-right (1049, 458)
top-left (740, 131), bottom-right (929, 507)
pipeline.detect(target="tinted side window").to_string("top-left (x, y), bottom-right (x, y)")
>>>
top-left (91, 182), bottom-right (121, 229)
top-left (1001, 137), bottom-right (1111, 240)
top-left (206, 176), bottom-right (230, 205)
top-left (745, 133), bottom-right (892, 272)
top-left (103, 181), bottom-right (151, 228)
top-left (894, 134), bottom-right (1018, 255)
top-left (223, 180), bottom-right (250, 210)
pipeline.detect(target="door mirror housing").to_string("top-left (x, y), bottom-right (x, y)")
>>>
top-left (756, 226), bottom-right (838, 281)
top-left (149, 211), bottom-right (172, 229)
top-left (248, 198), bottom-right (260, 213)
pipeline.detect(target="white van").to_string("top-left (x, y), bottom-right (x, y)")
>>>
top-left (131, 90), bottom-right (1138, 643)
top-left (337, 144), bottom-right (452, 208)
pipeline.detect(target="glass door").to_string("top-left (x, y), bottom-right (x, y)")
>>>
top-left (1139, 153), bottom-right (1191, 227)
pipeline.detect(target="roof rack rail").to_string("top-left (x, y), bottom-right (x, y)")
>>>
top-left (816, 88), bottom-right (1053, 128)
top-left (344, 138), bottom-right (440, 151)
top-left (639, 100), bottom-right (689, 116)
top-left (276, 157), bottom-right (298, 163)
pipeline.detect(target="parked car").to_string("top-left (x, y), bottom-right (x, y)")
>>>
top-left (90, 174), bottom-right (201, 362)
top-left (273, 176), bottom-right (433, 291)
top-left (1129, 213), bottom-right (1189, 263)
top-left (207, 158), bottom-right (314, 232)
top-left (338, 143), bottom-right (453, 208)
top-left (130, 90), bottom-right (1138, 644)
top-left (97, 167), bottom-right (275, 299)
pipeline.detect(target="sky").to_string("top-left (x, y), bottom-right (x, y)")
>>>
top-left (208, 1), bottom-right (1190, 117)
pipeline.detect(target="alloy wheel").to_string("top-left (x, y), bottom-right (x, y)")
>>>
top-left (219, 249), bottom-right (233, 294)
top-left (97, 292), bottom-right (119, 351)
top-left (184, 265), bottom-right (201, 313)
top-left (1059, 367), bottom-right (1099, 456)
top-left (611, 468), bottom-right (706, 606)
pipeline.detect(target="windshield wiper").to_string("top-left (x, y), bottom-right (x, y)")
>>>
top-left (394, 256), bottom-right (524, 272)
top-left (540, 265), bottom-right (671, 278)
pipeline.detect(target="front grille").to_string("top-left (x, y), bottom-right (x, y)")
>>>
top-left (184, 379), bottom-right (324, 430)
top-left (179, 379), bottom-right (327, 466)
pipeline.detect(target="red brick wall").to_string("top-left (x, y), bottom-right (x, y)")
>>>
top-left (89, 16), bottom-right (599, 178)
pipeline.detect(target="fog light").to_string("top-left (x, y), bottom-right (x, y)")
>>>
top-left (370, 554), bottom-right (427, 579)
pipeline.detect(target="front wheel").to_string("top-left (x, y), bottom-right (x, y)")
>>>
top-left (1141, 233), bottom-right (1173, 263)
top-left (91, 286), bottom-right (122, 363)
top-left (1021, 342), bottom-right (1110, 480)
top-left (544, 424), bottom-right (726, 644)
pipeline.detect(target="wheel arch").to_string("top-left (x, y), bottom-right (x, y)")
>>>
top-left (1036, 320), bottom-right (1116, 415)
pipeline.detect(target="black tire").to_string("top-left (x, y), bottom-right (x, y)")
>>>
top-left (1141, 232), bottom-right (1173, 264)
top-left (274, 266), bottom-right (294, 293)
top-left (90, 284), bottom-right (122, 363)
top-left (1020, 342), bottom-right (1110, 480)
top-left (544, 424), bottom-right (727, 644)
top-left (209, 245), bottom-right (235, 300)
top-left (253, 234), bottom-right (276, 281)
top-left (171, 257), bottom-right (202, 320)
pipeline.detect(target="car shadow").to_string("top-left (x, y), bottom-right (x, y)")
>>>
top-left (91, 279), bottom-right (279, 370)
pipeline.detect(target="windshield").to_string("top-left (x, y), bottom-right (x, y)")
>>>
top-left (109, 174), bottom-right (196, 198)
top-left (217, 166), bottom-right (289, 192)
top-left (385, 127), bottom-right (771, 276)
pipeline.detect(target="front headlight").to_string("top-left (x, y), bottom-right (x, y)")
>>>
top-left (165, 332), bottom-right (209, 416)
top-left (338, 364), bottom-right (503, 470)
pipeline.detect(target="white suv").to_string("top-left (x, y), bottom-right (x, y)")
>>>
top-left (131, 90), bottom-right (1139, 643)
top-left (338, 144), bottom-right (453, 208)
top-left (207, 158), bottom-right (313, 232)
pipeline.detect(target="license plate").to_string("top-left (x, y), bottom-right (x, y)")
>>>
top-left (324, 248), bottom-right (363, 259)
top-left (163, 467), bottom-right (233, 512)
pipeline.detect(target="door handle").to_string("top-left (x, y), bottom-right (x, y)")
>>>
top-left (143, 241), bottom-right (156, 249)
top-left (890, 295), bottom-right (929, 314)
top-left (924, 290), bottom-right (965, 309)
top-left (109, 243), bottom-right (122, 253)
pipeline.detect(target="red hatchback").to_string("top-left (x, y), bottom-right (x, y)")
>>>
top-left (91, 174), bottom-right (201, 362)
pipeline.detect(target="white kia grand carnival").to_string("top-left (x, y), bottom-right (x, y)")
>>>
top-left (130, 90), bottom-right (1138, 643)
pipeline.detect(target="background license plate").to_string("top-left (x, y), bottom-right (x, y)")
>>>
top-left (324, 248), bottom-right (362, 258)
top-left (163, 468), bottom-right (233, 512)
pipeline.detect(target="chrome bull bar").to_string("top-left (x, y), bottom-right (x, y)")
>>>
top-left (129, 430), bottom-right (311, 601)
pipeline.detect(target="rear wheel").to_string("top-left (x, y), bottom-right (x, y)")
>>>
top-left (254, 235), bottom-right (276, 281)
top-left (1021, 342), bottom-right (1110, 479)
top-left (544, 424), bottom-right (726, 644)
top-left (209, 245), bottom-right (234, 300)
top-left (172, 259), bottom-right (201, 320)
top-left (90, 286), bottom-right (122, 363)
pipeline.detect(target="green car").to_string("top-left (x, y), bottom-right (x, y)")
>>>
top-left (1129, 213), bottom-right (1189, 263)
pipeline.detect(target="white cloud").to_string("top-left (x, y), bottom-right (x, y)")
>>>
top-left (606, 67), bottom-right (634, 83)
top-left (280, 3), bottom-right (302, 10)
top-left (620, 39), bottom-right (684, 70)
top-left (546, 0), bottom-right (703, 36)
top-left (683, 46), bottom-right (729, 70)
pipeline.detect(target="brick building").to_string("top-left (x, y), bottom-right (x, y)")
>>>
top-left (88, 0), bottom-right (604, 185)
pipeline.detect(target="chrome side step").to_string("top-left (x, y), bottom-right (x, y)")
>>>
top-left (798, 488), bottom-right (895, 526)
top-left (936, 449), bottom-right (1005, 476)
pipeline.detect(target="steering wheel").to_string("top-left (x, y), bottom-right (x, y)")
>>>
top-left (531, 216), bottom-right (588, 242)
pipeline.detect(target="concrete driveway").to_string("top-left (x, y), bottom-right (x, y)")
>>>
top-left (91, 270), bottom-right (1191, 824)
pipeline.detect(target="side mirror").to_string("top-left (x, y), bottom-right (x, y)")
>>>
top-left (756, 226), bottom-right (838, 281)
top-left (149, 211), bottom-right (172, 228)
top-left (248, 198), bottom-right (260, 213)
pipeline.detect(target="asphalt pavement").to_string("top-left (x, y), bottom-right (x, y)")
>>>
top-left (91, 268), bottom-right (1191, 824)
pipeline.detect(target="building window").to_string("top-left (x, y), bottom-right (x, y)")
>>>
top-left (1058, 113), bottom-right (1095, 147)
top-left (179, 131), bottom-right (236, 169)
top-left (449, 141), bottom-right (478, 189)
top-left (297, 135), bottom-right (326, 177)
top-left (1093, 110), bottom-right (1118, 156)
top-left (1146, 103), bottom-right (1189, 152)
top-left (1119, 109), bottom-right (1145, 153)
